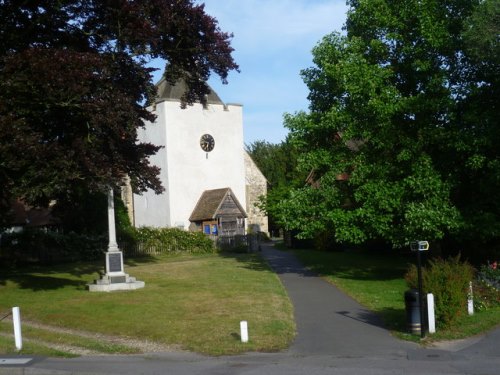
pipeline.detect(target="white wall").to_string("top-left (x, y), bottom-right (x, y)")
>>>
top-left (133, 103), bottom-right (170, 227)
top-left (133, 100), bottom-right (246, 230)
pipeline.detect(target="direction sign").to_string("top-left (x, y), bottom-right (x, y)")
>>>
top-left (410, 241), bottom-right (429, 252)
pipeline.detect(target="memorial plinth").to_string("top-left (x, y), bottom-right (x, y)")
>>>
top-left (88, 189), bottom-right (145, 292)
top-left (88, 250), bottom-right (145, 292)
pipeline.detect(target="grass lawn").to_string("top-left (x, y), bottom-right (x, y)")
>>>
top-left (293, 248), bottom-right (500, 342)
top-left (0, 252), bottom-right (295, 356)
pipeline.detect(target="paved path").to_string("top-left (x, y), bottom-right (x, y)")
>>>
top-left (2, 243), bottom-right (499, 374)
top-left (260, 243), bottom-right (417, 357)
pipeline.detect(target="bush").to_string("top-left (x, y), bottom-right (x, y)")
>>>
top-left (129, 227), bottom-right (215, 254)
top-left (405, 256), bottom-right (475, 328)
top-left (1, 226), bottom-right (218, 265)
top-left (0, 230), bottom-right (106, 264)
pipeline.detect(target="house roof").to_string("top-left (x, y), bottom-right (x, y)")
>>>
top-left (156, 77), bottom-right (224, 105)
top-left (189, 188), bottom-right (246, 222)
top-left (8, 199), bottom-right (59, 228)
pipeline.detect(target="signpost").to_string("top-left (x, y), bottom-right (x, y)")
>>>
top-left (410, 241), bottom-right (429, 338)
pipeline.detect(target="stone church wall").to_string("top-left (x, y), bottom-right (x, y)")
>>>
top-left (244, 151), bottom-right (269, 235)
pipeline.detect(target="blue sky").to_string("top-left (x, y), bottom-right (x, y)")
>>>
top-left (151, 0), bottom-right (348, 144)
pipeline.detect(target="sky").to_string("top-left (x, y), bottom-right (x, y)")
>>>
top-left (151, 0), bottom-right (348, 145)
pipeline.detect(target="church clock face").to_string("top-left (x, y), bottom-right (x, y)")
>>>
top-left (200, 134), bottom-right (215, 152)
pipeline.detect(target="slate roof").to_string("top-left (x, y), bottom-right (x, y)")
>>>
top-left (189, 188), bottom-right (246, 222)
top-left (156, 77), bottom-right (224, 105)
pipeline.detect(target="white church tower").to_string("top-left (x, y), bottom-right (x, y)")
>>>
top-left (131, 78), bottom-right (267, 235)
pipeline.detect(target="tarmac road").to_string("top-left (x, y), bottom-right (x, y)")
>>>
top-left (1, 243), bottom-right (499, 374)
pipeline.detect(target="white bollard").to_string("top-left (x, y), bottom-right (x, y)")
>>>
top-left (12, 307), bottom-right (22, 351)
top-left (240, 320), bottom-right (249, 343)
top-left (427, 293), bottom-right (436, 334)
top-left (468, 281), bottom-right (474, 316)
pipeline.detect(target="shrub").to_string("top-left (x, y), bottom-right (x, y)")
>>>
top-left (1, 226), bottom-right (217, 265)
top-left (405, 256), bottom-right (475, 328)
top-left (0, 230), bottom-right (106, 264)
top-left (130, 227), bottom-right (215, 254)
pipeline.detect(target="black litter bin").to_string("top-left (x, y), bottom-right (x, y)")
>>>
top-left (404, 289), bottom-right (423, 334)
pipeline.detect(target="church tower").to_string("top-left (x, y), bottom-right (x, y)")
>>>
top-left (132, 79), bottom-right (249, 233)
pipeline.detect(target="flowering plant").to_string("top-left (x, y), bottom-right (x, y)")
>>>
top-left (478, 261), bottom-right (500, 290)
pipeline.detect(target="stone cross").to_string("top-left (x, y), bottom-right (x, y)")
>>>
top-left (88, 187), bottom-right (145, 291)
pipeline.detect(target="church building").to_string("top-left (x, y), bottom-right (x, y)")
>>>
top-left (126, 78), bottom-right (268, 236)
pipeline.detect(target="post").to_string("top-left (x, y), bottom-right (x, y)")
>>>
top-left (427, 293), bottom-right (436, 334)
top-left (417, 250), bottom-right (426, 338)
top-left (410, 241), bottom-right (429, 337)
top-left (240, 321), bottom-right (249, 343)
top-left (12, 307), bottom-right (22, 351)
top-left (468, 281), bottom-right (474, 315)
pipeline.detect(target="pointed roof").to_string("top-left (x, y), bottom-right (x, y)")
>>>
top-left (189, 188), bottom-right (246, 222)
top-left (156, 77), bottom-right (224, 105)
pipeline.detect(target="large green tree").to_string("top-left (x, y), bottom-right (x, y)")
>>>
top-left (0, 0), bottom-right (238, 223)
top-left (458, 0), bottom-right (500, 247)
top-left (278, 0), bottom-right (499, 254)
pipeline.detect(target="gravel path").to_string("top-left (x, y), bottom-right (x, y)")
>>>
top-left (1, 319), bottom-right (180, 356)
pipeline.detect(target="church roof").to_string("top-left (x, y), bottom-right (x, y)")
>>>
top-left (156, 77), bottom-right (224, 105)
top-left (189, 188), bottom-right (246, 222)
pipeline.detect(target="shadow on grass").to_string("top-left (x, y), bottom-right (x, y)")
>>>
top-left (230, 332), bottom-right (241, 341)
top-left (293, 248), bottom-right (410, 282)
top-left (1, 274), bottom-right (87, 291)
top-left (1, 261), bottom-right (100, 278)
top-left (218, 250), bottom-right (271, 272)
top-left (316, 265), bottom-right (406, 281)
top-left (218, 242), bottom-right (320, 277)
top-left (0, 254), bottom-right (160, 291)
top-left (123, 254), bottom-right (161, 267)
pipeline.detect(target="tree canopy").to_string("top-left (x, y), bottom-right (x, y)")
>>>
top-left (278, 0), bottom-right (499, 255)
top-left (0, 0), bottom-right (238, 221)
